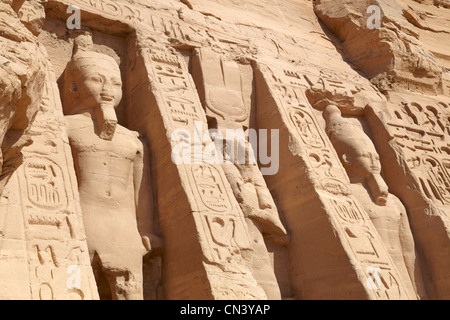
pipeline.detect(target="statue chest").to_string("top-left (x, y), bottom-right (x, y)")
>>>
top-left (68, 125), bottom-right (138, 162)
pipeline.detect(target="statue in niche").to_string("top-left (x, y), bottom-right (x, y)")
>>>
top-left (62, 35), bottom-right (156, 300)
top-left (192, 48), bottom-right (289, 299)
top-left (0, 0), bottom-right (46, 195)
top-left (324, 105), bottom-right (428, 299)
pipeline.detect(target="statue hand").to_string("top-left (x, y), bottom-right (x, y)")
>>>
top-left (258, 197), bottom-right (272, 210)
top-left (264, 233), bottom-right (290, 247)
top-left (248, 209), bottom-right (290, 246)
top-left (142, 236), bottom-right (152, 253)
top-left (142, 234), bottom-right (164, 256)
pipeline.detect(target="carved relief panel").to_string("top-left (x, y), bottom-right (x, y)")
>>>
top-left (385, 96), bottom-right (450, 207)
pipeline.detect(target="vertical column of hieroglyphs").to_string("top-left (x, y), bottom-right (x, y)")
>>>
top-left (125, 28), bottom-right (266, 299)
top-left (365, 94), bottom-right (450, 299)
top-left (254, 62), bottom-right (413, 300)
top-left (15, 62), bottom-right (98, 300)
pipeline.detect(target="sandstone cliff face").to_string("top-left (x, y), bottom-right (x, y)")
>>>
top-left (0, 0), bottom-right (449, 300)
top-left (0, 0), bottom-right (46, 194)
top-left (314, 0), bottom-right (447, 94)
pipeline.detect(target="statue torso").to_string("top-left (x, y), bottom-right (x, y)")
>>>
top-left (350, 183), bottom-right (405, 253)
top-left (66, 115), bottom-right (142, 208)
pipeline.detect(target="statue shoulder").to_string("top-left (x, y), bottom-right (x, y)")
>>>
top-left (65, 115), bottom-right (92, 133)
top-left (116, 125), bottom-right (143, 148)
top-left (116, 125), bottom-right (140, 139)
top-left (388, 194), bottom-right (407, 213)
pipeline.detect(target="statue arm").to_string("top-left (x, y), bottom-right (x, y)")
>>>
top-left (133, 136), bottom-right (160, 254)
top-left (396, 197), bottom-right (427, 299)
top-left (251, 167), bottom-right (289, 246)
top-left (237, 157), bottom-right (289, 245)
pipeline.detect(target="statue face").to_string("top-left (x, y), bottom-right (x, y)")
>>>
top-left (343, 147), bottom-right (381, 178)
top-left (73, 56), bottom-right (123, 110)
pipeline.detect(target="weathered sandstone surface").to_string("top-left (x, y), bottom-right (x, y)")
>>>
top-left (0, 0), bottom-right (449, 300)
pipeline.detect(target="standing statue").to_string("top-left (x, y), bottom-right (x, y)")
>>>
top-left (62, 36), bottom-right (155, 300)
top-left (0, 0), bottom-right (46, 194)
top-left (324, 105), bottom-right (428, 299)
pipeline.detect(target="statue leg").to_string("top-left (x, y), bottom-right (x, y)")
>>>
top-left (105, 270), bottom-right (143, 300)
top-left (102, 255), bottom-right (144, 300)
top-left (90, 253), bottom-right (113, 300)
top-left (246, 218), bottom-right (282, 300)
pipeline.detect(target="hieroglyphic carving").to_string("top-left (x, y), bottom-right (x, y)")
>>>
top-left (202, 214), bottom-right (252, 271)
top-left (324, 104), bottom-right (427, 298)
top-left (147, 52), bottom-right (202, 129)
top-left (24, 158), bottom-right (67, 211)
top-left (364, 92), bottom-right (450, 299)
top-left (270, 75), bottom-right (349, 185)
top-left (191, 49), bottom-right (288, 299)
top-left (276, 64), bottom-right (386, 113)
top-left (289, 107), bottom-right (326, 149)
top-left (192, 164), bottom-right (233, 214)
top-left (50, 0), bottom-right (254, 59)
top-left (321, 178), bottom-right (351, 196)
top-left (324, 195), bottom-right (406, 299)
top-left (326, 197), bottom-right (364, 223)
top-left (422, 156), bottom-right (450, 204)
top-left (58, 0), bottom-right (143, 23)
top-left (385, 98), bottom-right (450, 207)
top-left (32, 244), bottom-right (57, 300)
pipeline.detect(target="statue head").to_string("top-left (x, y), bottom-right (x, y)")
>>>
top-left (338, 137), bottom-right (382, 180)
top-left (62, 42), bottom-right (122, 140)
top-left (324, 105), bottom-right (388, 205)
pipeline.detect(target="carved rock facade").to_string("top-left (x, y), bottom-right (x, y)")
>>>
top-left (0, 0), bottom-right (449, 300)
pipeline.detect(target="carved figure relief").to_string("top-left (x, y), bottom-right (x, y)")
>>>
top-left (138, 41), bottom-right (267, 300)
